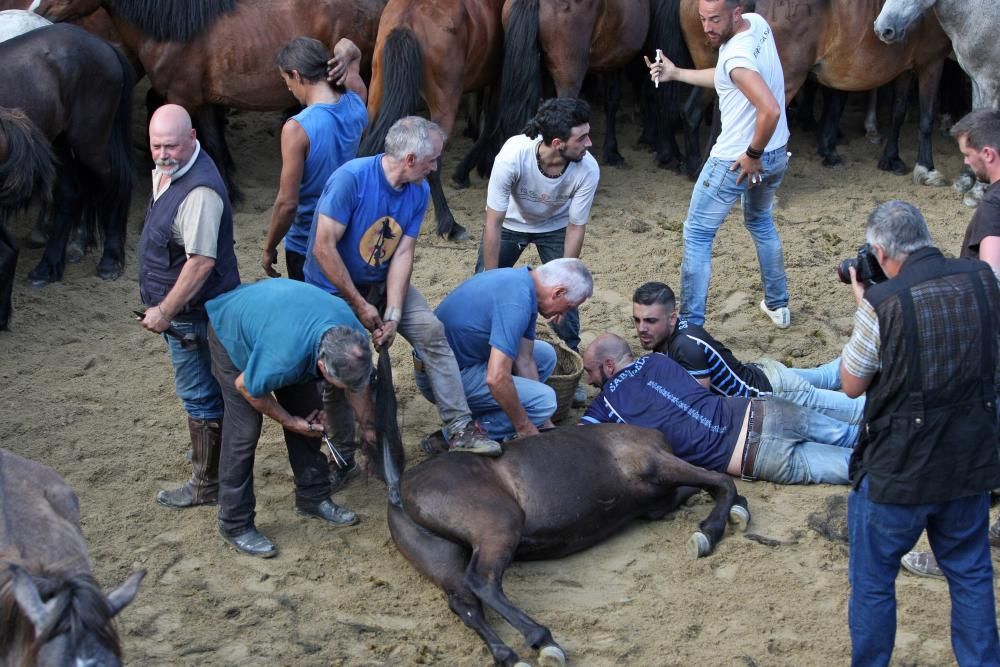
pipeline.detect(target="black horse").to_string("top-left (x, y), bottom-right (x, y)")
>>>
top-left (0, 24), bottom-right (133, 289)
top-left (365, 352), bottom-right (749, 667)
top-left (0, 107), bottom-right (55, 330)
top-left (0, 448), bottom-right (145, 667)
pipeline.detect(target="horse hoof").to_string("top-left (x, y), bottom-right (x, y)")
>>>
top-left (865, 131), bottom-right (882, 145)
top-left (96, 259), bottom-right (123, 281)
top-left (66, 242), bottom-right (85, 265)
top-left (514, 662), bottom-right (532, 667)
top-left (954, 175), bottom-right (975, 194)
top-left (964, 182), bottom-right (986, 208)
top-left (687, 531), bottom-right (712, 558)
top-left (538, 645), bottom-right (566, 667)
top-left (728, 504), bottom-right (751, 532)
top-left (913, 167), bottom-right (947, 187)
top-left (821, 155), bottom-right (842, 168)
top-left (447, 224), bottom-right (470, 242)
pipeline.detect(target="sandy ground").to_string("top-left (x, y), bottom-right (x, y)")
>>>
top-left (0, 92), bottom-right (992, 666)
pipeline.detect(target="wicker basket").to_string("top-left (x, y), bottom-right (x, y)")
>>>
top-left (545, 343), bottom-right (583, 423)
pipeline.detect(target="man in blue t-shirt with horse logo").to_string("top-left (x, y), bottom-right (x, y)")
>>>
top-left (305, 116), bottom-right (501, 458)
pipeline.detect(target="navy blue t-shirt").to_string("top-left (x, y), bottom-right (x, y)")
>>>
top-left (581, 353), bottom-right (748, 472)
top-left (667, 320), bottom-right (772, 396)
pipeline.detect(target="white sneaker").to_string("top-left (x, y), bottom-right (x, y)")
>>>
top-left (759, 300), bottom-right (790, 329)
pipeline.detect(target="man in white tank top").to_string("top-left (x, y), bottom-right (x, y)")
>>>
top-left (647, 0), bottom-right (791, 330)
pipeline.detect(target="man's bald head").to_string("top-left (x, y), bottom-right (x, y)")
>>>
top-left (149, 104), bottom-right (197, 176)
top-left (582, 333), bottom-right (635, 388)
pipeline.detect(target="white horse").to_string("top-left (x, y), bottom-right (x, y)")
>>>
top-left (875, 0), bottom-right (999, 206)
top-left (0, 9), bottom-right (50, 42)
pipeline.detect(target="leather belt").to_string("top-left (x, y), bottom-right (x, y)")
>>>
top-left (741, 398), bottom-right (767, 481)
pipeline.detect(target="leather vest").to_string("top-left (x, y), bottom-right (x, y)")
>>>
top-left (138, 151), bottom-right (239, 319)
top-left (851, 247), bottom-right (1000, 504)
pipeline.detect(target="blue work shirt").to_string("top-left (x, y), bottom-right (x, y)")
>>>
top-left (434, 267), bottom-right (537, 369)
top-left (581, 353), bottom-right (748, 472)
top-left (206, 279), bottom-right (366, 397)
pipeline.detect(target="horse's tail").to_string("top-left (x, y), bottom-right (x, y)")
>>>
top-left (100, 43), bottom-right (135, 243)
top-left (359, 28), bottom-right (423, 157)
top-left (374, 348), bottom-right (405, 507)
top-left (0, 108), bottom-right (55, 216)
top-left (497, 0), bottom-right (542, 138)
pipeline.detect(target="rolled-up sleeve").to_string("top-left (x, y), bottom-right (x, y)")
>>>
top-left (842, 299), bottom-right (881, 380)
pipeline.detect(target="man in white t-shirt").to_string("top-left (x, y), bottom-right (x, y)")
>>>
top-left (647, 0), bottom-right (791, 329)
top-left (476, 98), bottom-right (600, 366)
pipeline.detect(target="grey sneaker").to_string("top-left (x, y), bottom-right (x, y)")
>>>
top-left (449, 421), bottom-right (502, 457)
top-left (900, 551), bottom-right (944, 579)
top-left (759, 299), bottom-right (791, 329)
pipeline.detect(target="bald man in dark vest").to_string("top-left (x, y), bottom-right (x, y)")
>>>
top-left (138, 104), bottom-right (240, 510)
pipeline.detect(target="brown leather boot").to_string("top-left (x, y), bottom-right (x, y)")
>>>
top-left (156, 417), bottom-right (221, 509)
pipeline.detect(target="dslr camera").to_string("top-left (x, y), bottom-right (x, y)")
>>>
top-left (837, 243), bottom-right (887, 286)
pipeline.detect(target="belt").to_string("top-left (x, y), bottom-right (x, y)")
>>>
top-left (741, 398), bottom-right (767, 481)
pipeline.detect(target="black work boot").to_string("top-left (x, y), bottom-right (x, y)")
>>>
top-left (157, 417), bottom-right (221, 508)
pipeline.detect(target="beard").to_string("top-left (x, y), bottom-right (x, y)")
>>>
top-left (155, 158), bottom-right (180, 175)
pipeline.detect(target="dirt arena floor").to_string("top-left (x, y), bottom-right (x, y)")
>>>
top-left (0, 91), bottom-right (992, 666)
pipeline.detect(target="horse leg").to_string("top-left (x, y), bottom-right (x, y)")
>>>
top-left (816, 87), bottom-right (847, 167)
top-left (681, 87), bottom-right (708, 179)
top-left (27, 146), bottom-right (77, 286)
top-left (864, 89), bottom-right (882, 144)
top-left (0, 222), bottom-right (18, 331)
top-left (462, 91), bottom-right (483, 140)
top-left (192, 105), bottom-right (242, 203)
top-left (388, 506), bottom-right (527, 667)
top-left (602, 70), bottom-right (625, 167)
top-left (877, 74), bottom-right (912, 176)
top-left (912, 59), bottom-right (947, 186)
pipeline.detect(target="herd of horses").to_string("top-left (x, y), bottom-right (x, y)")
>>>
top-left (1, 0), bottom-right (999, 663)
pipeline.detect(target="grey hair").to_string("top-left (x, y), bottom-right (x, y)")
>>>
top-left (535, 257), bottom-right (594, 303)
top-left (319, 326), bottom-right (373, 392)
top-left (383, 116), bottom-right (445, 160)
top-left (865, 200), bottom-right (933, 261)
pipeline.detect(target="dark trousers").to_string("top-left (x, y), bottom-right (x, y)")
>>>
top-left (285, 249), bottom-right (306, 282)
top-left (474, 226), bottom-right (580, 351)
top-left (208, 326), bottom-right (330, 535)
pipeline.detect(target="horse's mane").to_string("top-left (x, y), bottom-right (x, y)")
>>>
top-left (106, 0), bottom-right (238, 42)
top-left (0, 107), bottom-right (54, 215)
top-left (0, 564), bottom-right (122, 666)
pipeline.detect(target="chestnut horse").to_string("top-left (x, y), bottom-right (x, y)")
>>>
top-left (679, 0), bottom-right (950, 181)
top-left (358, 0), bottom-right (506, 241)
top-left (0, 24), bottom-right (133, 291)
top-left (365, 351), bottom-right (749, 667)
top-left (876, 0), bottom-right (999, 205)
top-left (0, 107), bottom-right (54, 330)
top-left (39, 0), bottom-right (386, 201)
top-left (0, 448), bottom-right (145, 666)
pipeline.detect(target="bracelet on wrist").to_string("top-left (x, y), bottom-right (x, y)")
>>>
top-left (746, 145), bottom-right (763, 160)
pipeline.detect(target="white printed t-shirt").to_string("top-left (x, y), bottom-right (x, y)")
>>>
top-left (711, 12), bottom-right (790, 160)
top-left (486, 134), bottom-right (600, 234)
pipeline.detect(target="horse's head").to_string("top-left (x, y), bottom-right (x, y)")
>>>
top-left (6, 565), bottom-right (144, 667)
top-left (874, 0), bottom-right (935, 44)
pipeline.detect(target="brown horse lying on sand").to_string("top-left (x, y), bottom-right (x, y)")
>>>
top-left (0, 448), bottom-right (145, 667)
top-left (366, 353), bottom-right (749, 667)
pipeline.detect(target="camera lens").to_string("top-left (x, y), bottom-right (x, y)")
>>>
top-left (837, 259), bottom-right (857, 284)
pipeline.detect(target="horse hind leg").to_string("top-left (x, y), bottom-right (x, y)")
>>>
top-left (27, 145), bottom-right (78, 286)
top-left (0, 222), bottom-right (18, 330)
top-left (388, 506), bottom-right (527, 666)
top-left (602, 70), bottom-right (625, 168)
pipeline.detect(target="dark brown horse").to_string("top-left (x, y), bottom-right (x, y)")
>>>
top-left (0, 24), bottom-right (133, 289)
top-left (364, 351), bottom-right (748, 667)
top-left (0, 448), bottom-right (144, 667)
top-left (680, 0), bottom-right (951, 180)
top-left (39, 0), bottom-right (386, 200)
top-left (358, 0), bottom-right (506, 240)
top-left (0, 107), bottom-right (54, 330)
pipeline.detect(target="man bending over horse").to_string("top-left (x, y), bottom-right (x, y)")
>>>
top-left (476, 98), bottom-right (599, 407)
top-left (632, 281), bottom-right (863, 424)
top-left (206, 279), bottom-right (374, 558)
top-left (422, 258), bottom-right (593, 443)
top-left (261, 36), bottom-right (368, 282)
top-left (139, 104), bottom-right (240, 510)
top-left (647, 0), bottom-right (791, 329)
top-left (304, 116), bottom-right (501, 458)
top-left (581, 334), bottom-right (857, 485)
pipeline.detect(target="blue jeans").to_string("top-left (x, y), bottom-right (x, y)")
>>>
top-left (680, 147), bottom-right (789, 326)
top-left (165, 318), bottom-right (223, 420)
top-left (849, 478), bottom-right (1000, 667)
top-left (755, 357), bottom-right (864, 424)
top-left (750, 397), bottom-right (857, 484)
top-left (790, 356), bottom-right (843, 390)
top-left (474, 226), bottom-right (580, 352)
top-left (417, 340), bottom-right (557, 441)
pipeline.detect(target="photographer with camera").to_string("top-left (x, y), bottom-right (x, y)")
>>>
top-left (839, 200), bottom-right (1000, 666)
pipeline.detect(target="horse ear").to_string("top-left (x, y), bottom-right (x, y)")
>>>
top-left (106, 570), bottom-right (146, 617)
top-left (10, 565), bottom-right (57, 638)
